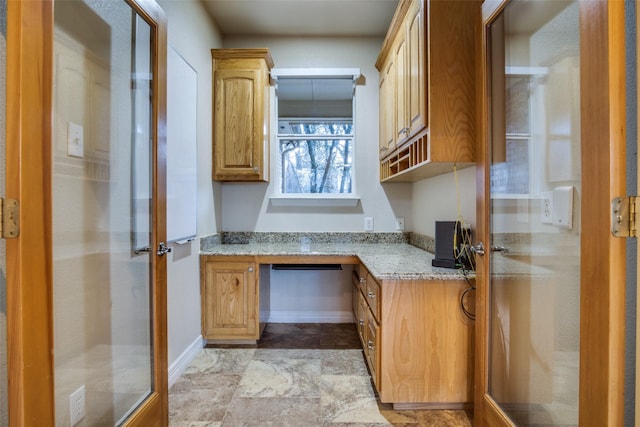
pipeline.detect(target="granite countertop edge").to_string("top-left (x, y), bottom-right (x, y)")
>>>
top-left (200, 242), bottom-right (471, 281)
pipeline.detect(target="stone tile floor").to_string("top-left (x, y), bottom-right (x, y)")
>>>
top-left (168, 324), bottom-right (473, 426)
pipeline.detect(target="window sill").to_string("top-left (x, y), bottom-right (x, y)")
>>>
top-left (269, 194), bottom-right (360, 207)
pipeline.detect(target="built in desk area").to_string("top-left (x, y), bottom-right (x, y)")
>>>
top-left (199, 232), bottom-right (474, 409)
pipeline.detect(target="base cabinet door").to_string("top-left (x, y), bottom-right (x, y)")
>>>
top-left (201, 258), bottom-right (258, 340)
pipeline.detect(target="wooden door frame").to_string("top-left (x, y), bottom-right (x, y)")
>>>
top-left (6, 0), bottom-right (168, 425)
top-left (6, 0), bottom-right (55, 424)
top-left (474, 1), bottom-right (627, 426)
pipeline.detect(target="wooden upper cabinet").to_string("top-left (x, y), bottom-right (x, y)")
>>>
top-left (212, 49), bottom-right (274, 181)
top-left (376, 0), bottom-right (478, 182)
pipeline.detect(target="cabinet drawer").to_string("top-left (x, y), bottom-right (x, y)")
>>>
top-left (356, 288), bottom-right (368, 345)
top-left (365, 273), bottom-right (381, 322)
top-left (352, 265), bottom-right (368, 295)
top-left (365, 310), bottom-right (380, 389)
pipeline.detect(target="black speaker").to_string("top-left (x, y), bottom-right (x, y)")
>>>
top-left (432, 221), bottom-right (471, 269)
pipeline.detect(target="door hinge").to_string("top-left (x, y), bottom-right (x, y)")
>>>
top-left (612, 196), bottom-right (638, 237)
top-left (0, 198), bottom-right (19, 239)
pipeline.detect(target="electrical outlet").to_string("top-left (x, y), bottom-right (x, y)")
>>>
top-left (541, 191), bottom-right (553, 224)
top-left (395, 217), bottom-right (405, 231)
top-left (364, 217), bottom-right (374, 232)
top-left (69, 385), bottom-right (86, 426)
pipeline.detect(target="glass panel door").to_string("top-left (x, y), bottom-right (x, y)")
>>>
top-left (53, 1), bottom-right (154, 424)
top-left (488, 1), bottom-right (580, 425)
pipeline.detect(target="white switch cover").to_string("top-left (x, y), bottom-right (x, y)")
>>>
top-left (67, 122), bottom-right (84, 158)
top-left (395, 217), bottom-right (405, 231)
top-left (541, 191), bottom-right (553, 224)
top-left (364, 217), bottom-right (374, 232)
top-left (552, 186), bottom-right (574, 230)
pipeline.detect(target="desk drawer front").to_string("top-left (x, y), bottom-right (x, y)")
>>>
top-left (353, 265), bottom-right (368, 295)
top-left (366, 273), bottom-right (381, 322)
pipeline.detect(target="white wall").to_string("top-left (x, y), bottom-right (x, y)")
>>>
top-left (157, 0), bottom-right (221, 371)
top-left (411, 166), bottom-right (477, 237)
top-left (221, 36), bottom-right (413, 233)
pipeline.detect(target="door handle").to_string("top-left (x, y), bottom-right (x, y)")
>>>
top-left (470, 243), bottom-right (509, 256)
top-left (156, 242), bottom-right (172, 256)
top-left (470, 242), bottom-right (485, 256)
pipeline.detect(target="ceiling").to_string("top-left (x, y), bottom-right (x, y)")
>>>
top-left (200, 0), bottom-right (399, 37)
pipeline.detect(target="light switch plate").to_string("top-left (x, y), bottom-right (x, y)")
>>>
top-left (67, 122), bottom-right (84, 158)
top-left (364, 217), bottom-right (374, 232)
top-left (552, 186), bottom-right (574, 229)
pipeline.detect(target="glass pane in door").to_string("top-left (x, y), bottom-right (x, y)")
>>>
top-left (488, 1), bottom-right (580, 425)
top-left (52, 1), bottom-right (154, 424)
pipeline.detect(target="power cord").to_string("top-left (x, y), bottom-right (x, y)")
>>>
top-left (453, 165), bottom-right (476, 320)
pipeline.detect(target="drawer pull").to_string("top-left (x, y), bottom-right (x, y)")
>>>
top-left (367, 341), bottom-right (374, 349)
top-left (359, 319), bottom-right (364, 326)
top-left (360, 277), bottom-right (366, 283)
top-left (367, 291), bottom-right (376, 299)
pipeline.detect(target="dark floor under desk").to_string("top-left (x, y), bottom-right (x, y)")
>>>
top-left (205, 323), bottom-right (362, 349)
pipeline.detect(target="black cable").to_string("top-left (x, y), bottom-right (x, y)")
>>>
top-left (458, 267), bottom-right (476, 320)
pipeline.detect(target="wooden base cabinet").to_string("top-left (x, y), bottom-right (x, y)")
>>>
top-left (353, 265), bottom-right (473, 408)
top-left (200, 256), bottom-right (270, 343)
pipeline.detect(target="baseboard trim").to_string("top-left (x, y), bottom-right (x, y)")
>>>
top-left (168, 335), bottom-right (203, 388)
top-left (267, 310), bottom-right (355, 323)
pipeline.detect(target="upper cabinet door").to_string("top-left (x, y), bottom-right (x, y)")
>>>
top-left (407, 0), bottom-right (426, 137)
top-left (212, 49), bottom-right (274, 182)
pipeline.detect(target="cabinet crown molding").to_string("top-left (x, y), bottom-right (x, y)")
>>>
top-left (211, 48), bottom-right (274, 69)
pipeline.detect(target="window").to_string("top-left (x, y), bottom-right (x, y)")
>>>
top-left (278, 118), bottom-right (353, 194)
top-left (272, 69), bottom-right (359, 201)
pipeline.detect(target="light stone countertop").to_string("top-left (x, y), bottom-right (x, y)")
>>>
top-left (200, 242), bottom-right (472, 281)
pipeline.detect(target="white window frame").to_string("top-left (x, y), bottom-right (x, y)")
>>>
top-left (269, 68), bottom-right (361, 207)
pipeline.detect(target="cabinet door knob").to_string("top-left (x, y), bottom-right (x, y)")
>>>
top-left (359, 319), bottom-right (364, 326)
top-left (253, 166), bottom-right (259, 173)
top-left (360, 277), bottom-right (366, 283)
top-left (368, 291), bottom-right (375, 299)
top-left (248, 266), bottom-right (254, 272)
top-left (367, 341), bottom-right (374, 349)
